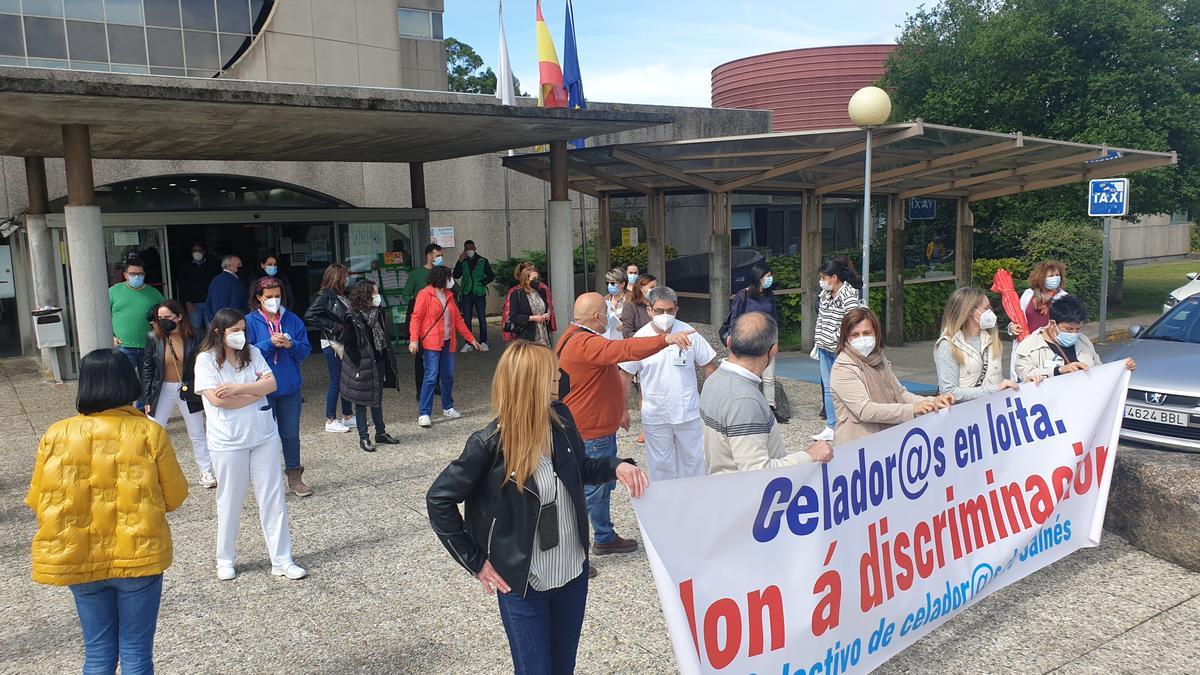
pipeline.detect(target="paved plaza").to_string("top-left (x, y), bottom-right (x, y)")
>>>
top-left (2, 341), bottom-right (1199, 674)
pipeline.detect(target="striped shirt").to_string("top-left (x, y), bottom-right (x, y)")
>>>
top-left (700, 361), bottom-right (813, 474)
top-left (528, 455), bottom-right (586, 591)
top-left (814, 282), bottom-right (862, 352)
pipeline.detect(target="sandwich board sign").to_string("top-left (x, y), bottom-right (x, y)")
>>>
top-left (1088, 178), bottom-right (1129, 217)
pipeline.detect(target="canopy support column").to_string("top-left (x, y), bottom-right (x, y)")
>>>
top-left (646, 191), bottom-right (666, 282)
top-left (595, 194), bottom-right (611, 291)
top-left (24, 156), bottom-right (60, 378)
top-left (548, 141), bottom-right (573, 332)
top-left (800, 192), bottom-right (822, 353)
top-left (62, 124), bottom-right (111, 357)
top-left (708, 192), bottom-right (731, 326)
top-left (886, 195), bottom-right (905, 346)
top-left (955, 197), bottom-right (974, 287)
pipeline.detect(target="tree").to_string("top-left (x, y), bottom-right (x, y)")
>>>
top-left (879, 0), bottom-right (1200, 256)
top-left (445, 37), bottom-right (524, 96)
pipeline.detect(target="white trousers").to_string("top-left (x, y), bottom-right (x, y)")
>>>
top-left (210, 440), bottom-right (294, 568)
top-left (150, 381), bottom-right (211, 474)
top-left (762, 354), bottom-right (777, 406)
top-left (642, 418), bottom-right (706, 481)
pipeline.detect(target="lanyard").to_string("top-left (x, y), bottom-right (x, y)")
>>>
top-left (259, 309), bottom-right (283, 364)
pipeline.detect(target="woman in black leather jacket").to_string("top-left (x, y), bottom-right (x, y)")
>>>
top-left (141, 299), bottom-right (212, 488)
top-left (427, 341), bottom-right (648, 674)
top-left (303, 264), bottom-right (355, 433)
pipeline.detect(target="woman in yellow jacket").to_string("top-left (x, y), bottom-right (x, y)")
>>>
top-left (27, 348), bottom-right (188, 675)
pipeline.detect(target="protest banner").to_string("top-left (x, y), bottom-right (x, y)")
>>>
top-left (634, 362), bottom-right (1130, 674)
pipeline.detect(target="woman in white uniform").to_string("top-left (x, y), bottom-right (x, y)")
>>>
top-left (193, 308), bottom-right (307, 582)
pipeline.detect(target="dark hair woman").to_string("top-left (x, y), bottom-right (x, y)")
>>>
top-left (507, 265), bottom-right (554, 347)
top-left (409, 266), bottom-right (480, 429)
top-left (723, 261), bottom-right (784, 419)
top-left (811, 257), bottom-right (864, 441)
top-left (427, 341), bottom-right (649, 673)
top-left (246, 276), bottom-right (313, 497)
top-left (304, 263), bottom-right (356, 433)
top-left (341, 279), bottom-right (402, 452)
top-left (28, 348), bottom-right (188, 674)
top-left (141, 299), bottom-right (213, 489)
top-left (251, 252), bottom-right (294, 308)
top-left (502, 262), bottom-right (558, 343)
top-left (620, 273), bottom-right (657, 339)
top-left (194, 308), bottom-right (306, 582)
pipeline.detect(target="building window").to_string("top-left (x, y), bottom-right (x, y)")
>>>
top-left (397, 7), bottom-right (442, 39)
top-left (1171, 210), bottom-right (1192, 225)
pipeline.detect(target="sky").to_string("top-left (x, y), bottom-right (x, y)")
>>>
top-left (443, 1), bottom-right (923, 108)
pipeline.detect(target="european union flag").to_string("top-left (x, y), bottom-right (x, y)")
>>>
top-left (563, 0), bottom-right (586, 149)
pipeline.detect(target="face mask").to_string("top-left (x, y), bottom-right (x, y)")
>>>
top-left (1045, 275), bottom-right (1061, 290)
top-left (371, 294), bottom-right (383, 307)
top-left (978, 309), bottom-right (997, 330)
top-left (607, 283), bottom-right (619, 296)
top-left (850, 335), bottom-right (876, 357)
top-left (651, 313), bottom-right (675, 332)
top-left (157, 318), bottom-right (177, 333)
top-left (433, 256), bottom-right (444, 267)
top-left (265, 265), bottom-right (278, 276)
top-left (1056, 331), bottom-right (1080, 348)
top-left (627, 273), bottom-right (638, 285)
top-left (192, 252), bottom-right (204, 262)
top-left (819, 279), bottom-right (833, 292)
top-left (447, 278), bottom-right (455, 290)
top-left (530, 279), bottom-right (542, 290)
top-left (467, 250), bottom-right (476, 258)
top-left (127, 274), bottom-right (144, 289)
top-left (225, 331), bottom-right (246, 350)
top-left (762, 275), bottom-right (774, 290)
top-left (263, 297), bottom-right (281, 314)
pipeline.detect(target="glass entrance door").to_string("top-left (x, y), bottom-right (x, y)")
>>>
top-left (104, 227), bottom-right (171, 297)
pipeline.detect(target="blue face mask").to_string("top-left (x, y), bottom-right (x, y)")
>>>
top-left (265, 265), bottom-right (278, 276)
top-left (607, 283), bottom-right (619, 296)
top-left (127, 274), bottom-right (145, 289)
top-left (762, 275), bottom-right (774, 289)
top-left (627, 273), bottom-right (638, 285)
top-left (434, 256), bottom-right (444, 267)
top-left (1056, 330), bottom-right (1080, 348)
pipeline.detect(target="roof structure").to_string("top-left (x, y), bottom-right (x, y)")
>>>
top-left (502, 121), bottom-right (1177, 201)
top-left (0, 68), bottom-right (673, 163)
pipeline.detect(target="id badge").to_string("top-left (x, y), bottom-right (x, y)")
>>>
top-left (538, 501), bottom-right (559, 551)
top-left (673, 348), bottom-right (688, 367)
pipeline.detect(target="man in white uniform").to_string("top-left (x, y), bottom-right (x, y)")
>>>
top-left (620, 286), bottom-right (718, 481)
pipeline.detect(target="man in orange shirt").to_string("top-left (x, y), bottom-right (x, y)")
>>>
top-left (556, 293), bottom-right (694, 559)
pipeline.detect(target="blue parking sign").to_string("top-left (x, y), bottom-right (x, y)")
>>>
top-left (1088, 178), bottom-right (1129, 217)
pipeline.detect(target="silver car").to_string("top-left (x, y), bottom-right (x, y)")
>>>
top-left (1107, 293), bottom-right (1200, 452)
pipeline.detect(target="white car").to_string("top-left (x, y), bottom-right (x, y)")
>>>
top-left (1164, 271), bottom-right (1200, 313)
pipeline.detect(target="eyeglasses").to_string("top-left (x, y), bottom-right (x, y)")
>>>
top-left (650, 307), bottom-right (676, 316)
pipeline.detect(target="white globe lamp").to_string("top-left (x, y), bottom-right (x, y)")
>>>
top-left (847, 86), bottom-right (892, 306)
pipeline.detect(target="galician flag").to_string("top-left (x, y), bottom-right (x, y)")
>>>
top-left (496, 0), bottom-right (515, 106)
top-left (536, 0), bottom-right (567, 108)
top-left (563, 0), bottom-right (586, 148)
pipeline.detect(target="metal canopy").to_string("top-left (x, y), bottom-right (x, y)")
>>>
top-left (0, 68), bottom-right (672, 162)
top-left (502, 121), bottom-right (1177, 201)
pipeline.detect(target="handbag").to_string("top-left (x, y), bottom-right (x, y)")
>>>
top-left (718, 291), bottom-right (748, 344)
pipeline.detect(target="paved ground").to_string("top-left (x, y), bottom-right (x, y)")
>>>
top-left (2, 334), bottom-right (1198, 674)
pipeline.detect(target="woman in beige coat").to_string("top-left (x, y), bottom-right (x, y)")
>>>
top-left (934, 287), bottom-right (1019, 402)
top-left (830, 308), bottom-right (954, 446)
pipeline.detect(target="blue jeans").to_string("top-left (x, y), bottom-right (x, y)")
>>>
top-left (818, 348), bottom-right (837, 429)
top-left (582, 434), bottom-right (617, 544)
top-left (188, 301), bottom-right (206, 331)
top-left (496, 565), bottom-right (589, 675)
top-left (69, 574), bottom-right (163, 675)
top-left (270, 390), bottom-right (302, 470)
top-left (117, 346), bottom-right (144, 409)
top-left (323, 347), bottom-right (353, 420)
top-left (419, 341), bottom-right (455, 417)
top-left (461, 293), bottom-right (488, 343)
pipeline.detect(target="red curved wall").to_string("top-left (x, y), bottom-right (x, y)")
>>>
top-left (712, 45), bottom-right (896, 131)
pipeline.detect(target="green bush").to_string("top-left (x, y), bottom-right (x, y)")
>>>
top-left (609, 244), bottom-right (678, 273)
top-left (492, 244), bottom-right (679, 296)
top-left (972, 257), bottom-right (1029, 291)
top-left (869, 279), bottom-right (957, 342)
top-left (491, 250), bottom-right (547, 295)
top-left (1022, 219), bottom-right (1107, 319)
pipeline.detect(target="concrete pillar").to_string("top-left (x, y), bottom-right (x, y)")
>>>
top-left (23, 157), bottom-right (56, 307)
top-left (708, 192), bottom-right (731, 326)
top-left (955, 197), bottom-right (974, 288)
top-left (646, 192), bottom-right (666, 282)
top-left (595, 194), bottom-right (611, 291)
top-left (800, 192), bottom-right (823, 353)
top-left (547, 141), bottom-right (573, 332)
top-left (62, 125), bottom-right (111, 357)
top-left (885, 195), bottom-right (905, 346)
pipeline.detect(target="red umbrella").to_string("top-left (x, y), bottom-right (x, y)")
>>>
top-left (991, 268), bottom-right (1029, 342)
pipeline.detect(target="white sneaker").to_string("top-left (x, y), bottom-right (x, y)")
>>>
top-left (443, 408), bottom-right (463, 420)
top-left (812, 426), bottom-right (835, 442)
top-left (217, 564), bottom-right (236, 581)
top-left (461, 343), bottom-right (475, 353)
top-left (199, 471), bottom-right (217, 489)
top-left (324, 419), bottom-right (350, 433)
top-left (271, 563), bottom-right (308, 580)
top-left (418, 415), bottom-right (432, 428)
top-left (478, 342), bottom-right (490, 352)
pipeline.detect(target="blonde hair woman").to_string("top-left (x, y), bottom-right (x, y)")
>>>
top-left (934, 287), bottom-right (1019, 403)
top-left (603, 268), bottom-right (628, 340)
top-left (427, 341), bottom-right (648, 674)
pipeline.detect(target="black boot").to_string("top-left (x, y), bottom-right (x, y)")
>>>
top-left (375, 432), bottom-right (401, 445)
top-left (359, 437), bottom-right (376, 453)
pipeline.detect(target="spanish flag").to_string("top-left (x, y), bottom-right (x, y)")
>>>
top-left (536, 0), bottom-right (567, 108)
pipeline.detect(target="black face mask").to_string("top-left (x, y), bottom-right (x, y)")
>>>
top-left (158, 318), bottom-right (177, 333)
top-left (530, 279), bottom-right (542, 290)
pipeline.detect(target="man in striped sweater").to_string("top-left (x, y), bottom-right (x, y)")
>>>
top-left (701, 312), bottom-right (832, 474)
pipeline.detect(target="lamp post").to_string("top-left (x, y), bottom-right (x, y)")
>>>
top-left (847, 86), bottom-right (892, 307)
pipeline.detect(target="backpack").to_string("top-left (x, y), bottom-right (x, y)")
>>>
top-left (718, 290), bottom-right (749, 345)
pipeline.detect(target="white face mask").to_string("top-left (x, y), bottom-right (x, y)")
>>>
top-left (263, 297), bottom-right (281, 314)
top-left (192, 251), bottom-right (204, 262)
top-left (1045, 275), bottom-right (1061, 291)
top-left (225, 330), bottom-right (246, 350)
top-left (819, 279), bottom-right (833, 292)
top-left (447, 278), bottom-right (455, 290)
top-left (651, 313), bottom-right (675, 332)
top-left (978, 308), bottom-right (997, 330)
top-left (371, 294), bottom-right (383, 307)
top-left (850, 335), bottom-right (876, 357)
